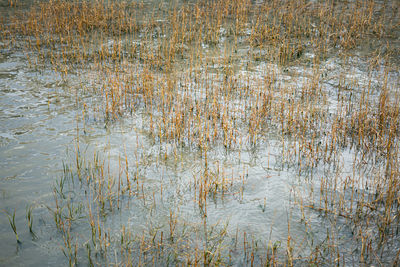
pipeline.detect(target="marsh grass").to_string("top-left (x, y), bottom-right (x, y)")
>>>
top-left (4, 209), bottom-right (21, 244)
top-left (2, 0), bottom-right (400, 265)
top-left (25, 204), bottom-right (36, 239)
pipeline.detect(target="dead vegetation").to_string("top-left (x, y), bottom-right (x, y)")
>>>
top-left (1, 0), bottom-right (399, 265)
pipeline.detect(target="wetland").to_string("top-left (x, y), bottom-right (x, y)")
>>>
top-left (0, 0), bottom-right (399, 266)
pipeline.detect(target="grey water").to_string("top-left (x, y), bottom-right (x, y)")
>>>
top-left (0, 1), bottom-right (399, 266)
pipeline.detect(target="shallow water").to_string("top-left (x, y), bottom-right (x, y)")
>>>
top-left (0, 50), bottom-right (363, 265)
top-left (0, 49), bottom-right (310, 265)
top-left (1, 0), bottom-right (400, 266)
top-left (0, 50), bottom-right (78, 265)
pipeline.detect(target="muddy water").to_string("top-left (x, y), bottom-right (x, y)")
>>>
top-left (0, 49), bottom-right (81, 265)
top-left (0, 50), bottom-right (334, 266)
top-left (1, 45), bottom-right (399, 266)
top-left (1, 1), bottom-right (400, 266)
top-left (0, 44), bottom-right (397, 266)
top-left (0, 50), bottom-right (310, 265)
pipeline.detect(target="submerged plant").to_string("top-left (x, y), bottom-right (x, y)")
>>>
top-left (26, 204), bottom-right (37, 239)
top-left (4, 209), bottom-right (21, 244)
top-left (1, 0), bottom-right (399, 265)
